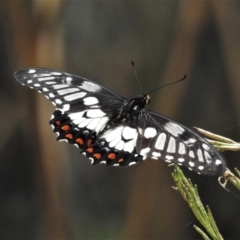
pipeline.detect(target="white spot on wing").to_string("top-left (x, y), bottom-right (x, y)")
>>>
top-left (57, 88), bottom-right (79, 95)
top-left (27, 80), bottom-right (32, 84)
top-left (152, 152), bottom-right (161, 158)
top-left (144, 127), bottom-right (157, 139)
top-left (198, 166), bottom-right (204, 170)
top-left (138, 127), bottom-right (143, 135)
top-left (178, 142), bottom-right (186, 154)
top-left (164, 122), bottom-right (185, 137)
top-left (62, 104), bottom-right (70, 111)
top-left (80, 81), bottom-right (101, 92)
top-left (167, 137), bottom-right (176, 153)
top-left (87, 118), bottom-right (101, 130)
top-left (86, 109), bottom-right (106, 118)
top-left (122, 126), bottom-right (137, 140)
top-left (115, 140), bottom-right (124, 151)
top-left (140, 147), bottom-right (150, 155)
top-left (64, 92), bottom-right (87, 101)
top-left (55, 99), bottom-right (62, 104)
top-left (215, 159), bottom-right (222, 165)
top-left (204, 151), bottom-right (212, 163)
top-left (34, 83), bottom-right (40, 87)
top-left (184, 138), bottom-right (196, 145)
top-left (38, 77), bottom-right (55, 81)
top-left (189, 161), bottom-right (195, 167)
top-left (103, 126), bottom-right (124, 142)
top-left (75, 117), bottom-right (87, 126)
top-left (155, 133), bottom-right (167, 150)
top-left (202, 143), bottom-right (210, 151)
top-left (66, 77), bottom-right (72, 83)
top-left (129, 162), bottom-right (136, 166)
top-left (69, 111), bottom-right (85, 120)
top-left (123, 140), bottom-right (134, 153)
top-left (36, 73), bottom-right (51, 77)
top-left (83, 96), bottom-right (99, 105)
top-left (52, 72), bottom-right (62, 75)
top-left (189, 150), bottom-right (195, 158)
top-left (197, 149), bottom-right (204, 162)
top-left (78, 118), bottom-right (92, 128)
top-left (89, 157), bottom-right (94, 164)
top-left (178, 158), bottom-right (185, 162)
top-left (166, 155), bottom-right (174, 160)
top-left (45, 81), bottom-right (57, 85)
top-left (109, 135), bottom-right (121, 148)
top-left (28, 69), bottom-right (36, 73)
top-left (53, 84), bottom-right (69, 89)
top-left (95, 117), bottom-right (109, 133)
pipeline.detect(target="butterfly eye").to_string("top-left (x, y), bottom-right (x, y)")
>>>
top-left (144, 94), bottom-right (150, 105)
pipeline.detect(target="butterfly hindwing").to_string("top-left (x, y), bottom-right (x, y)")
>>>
top-left (84, 124), bottom-right (144, 166)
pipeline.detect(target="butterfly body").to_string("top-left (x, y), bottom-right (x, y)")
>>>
top-left (15, 68), bottom-right (226, 176)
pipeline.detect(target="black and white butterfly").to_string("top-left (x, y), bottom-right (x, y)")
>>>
top-left (15, 68), bottom-right (226, 176)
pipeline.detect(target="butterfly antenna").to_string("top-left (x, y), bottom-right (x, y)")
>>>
top-left (131, 61), bottom-right (144, 94)
top-left (146, 75), bottom-right (187, 95)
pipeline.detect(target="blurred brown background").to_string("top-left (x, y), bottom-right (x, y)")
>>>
top-left (1, 1), bottom-right (240, 239)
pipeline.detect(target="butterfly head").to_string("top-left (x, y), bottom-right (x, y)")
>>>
top-left (124, 94), bottom-right (150, 113)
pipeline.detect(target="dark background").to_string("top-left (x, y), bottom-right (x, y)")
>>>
top-left (1, 1), bottom-right (240, 239)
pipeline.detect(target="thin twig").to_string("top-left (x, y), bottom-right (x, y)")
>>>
top-left (172, 165), bottom-right (224, 240)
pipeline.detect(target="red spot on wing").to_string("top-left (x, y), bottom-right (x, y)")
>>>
top-left (61, 125), bottom-right (70, 131)
top-left (76, 138), bottom-right (84, 145)
top-left (118, 158), bottom-right (124, 163)
top-left (65, 134), bottom-right (73, 139)
top-left (87, 139), bottom-right (93, 147)
top-left (56, 121), bottom-right (61, 125)
top-left (108, 153), bottom-right (116, 160)
top-left (93, 153), bottom-right (101, 159)
top-left (86, 148), bottom-right (93, 153)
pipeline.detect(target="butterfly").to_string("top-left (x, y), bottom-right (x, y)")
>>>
top-left (15, 68), bottom-right (226, 176)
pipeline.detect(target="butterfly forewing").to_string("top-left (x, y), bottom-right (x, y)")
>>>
top-left (15, 68), bottom-right (126, 130)
top-left (15, 68), bottom-right (226, 176)
top-left (15, 68), bottom-right (125, 111)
